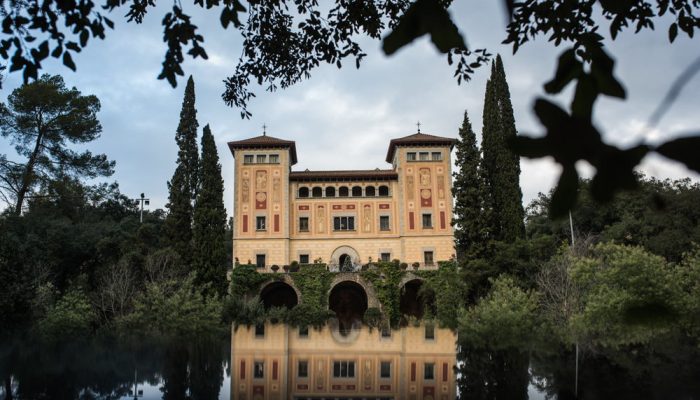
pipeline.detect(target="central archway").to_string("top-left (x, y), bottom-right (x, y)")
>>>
top-left (329, 245), bottom-right (360, 272)
top-left (329, 281), bottom-right (368, 335)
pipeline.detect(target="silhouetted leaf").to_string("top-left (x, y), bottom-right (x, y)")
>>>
top-left (656, 135), bottom-right (700, 173)
top-left (669, 22), bottom-right (678, 42)
top-left (544, 48), bottom-right (582, 94)
top-left (550, 164), bottom-right (579, 218)
top-left (382, 0), bottom-right (466, 56)
top-left (571, 74), bottom-right (597, 119)
top-left (590, 48), bottom-right (626, 98)
top-left (63, 52), bottom-right (76, 71)
top-left (509, 136), bottom-right (551, 158)
top-left (591, 145), bottom-right (649, 202)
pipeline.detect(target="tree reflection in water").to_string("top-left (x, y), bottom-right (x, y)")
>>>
top-left (0, 335), bottom-right (228, 400)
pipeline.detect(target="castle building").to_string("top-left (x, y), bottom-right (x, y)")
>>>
top-left (227, 131), bottom-right (457, 270)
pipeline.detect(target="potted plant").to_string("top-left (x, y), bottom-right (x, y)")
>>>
top-left (271, 264), bottom-right (280, 273)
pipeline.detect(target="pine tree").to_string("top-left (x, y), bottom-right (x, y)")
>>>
top-left (481, 55), bottom-right (525, 242)
top-left (452, 111), bottom-right (489, 260)
top-left (166, 76), bottom-right (199, 260)
top-left (192, 124), bottom-right (228, 296)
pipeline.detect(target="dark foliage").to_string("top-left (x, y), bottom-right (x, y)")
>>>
top-left (192, 124), bottom-right (228, 296)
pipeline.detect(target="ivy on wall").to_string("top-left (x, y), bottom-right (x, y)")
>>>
top-left (228, 261), bottom-right (464, 330)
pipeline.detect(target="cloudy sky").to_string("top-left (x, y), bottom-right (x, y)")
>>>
top-left (1, 0), bottom-right (699, 217)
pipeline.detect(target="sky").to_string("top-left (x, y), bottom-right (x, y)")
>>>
top-left (1, 0), bottom-right (699, 217)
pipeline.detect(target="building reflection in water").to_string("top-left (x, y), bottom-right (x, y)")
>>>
top-left (231, 321), bottom-right (457, 400)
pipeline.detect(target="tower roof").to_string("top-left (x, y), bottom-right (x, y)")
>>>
top-left (228, 135), bottom-right (298, 165)
top-left (385, 133), bottom-right (457, 162)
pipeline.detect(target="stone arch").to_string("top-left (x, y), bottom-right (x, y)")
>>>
top-left (259, 276), bottom-right (301, 309)
top-left (399, 276), bottom-right (436, 320)
top-left (298, 186), bottom-right (309, 198)
top-left (329, 245), bottom-right (361, 270)
top-left (329, 273), bottom-right (380, 309)
top-left (312, 186), bottom-right (323, 198)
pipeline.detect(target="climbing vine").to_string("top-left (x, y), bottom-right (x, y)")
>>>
top-left (361, 261), bottom-right (404, 328)
top-left (227, 261), bottom-right (464, 330)
top-left (416, 261), bottom-right (465, 329)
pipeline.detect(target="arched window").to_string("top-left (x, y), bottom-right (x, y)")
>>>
top-left (378, 185), bottom-right (389, 196)
top-left (339, 187), bottom-right (349, 197)
top-left (365, 186), bottom-right (376, 197)
top-left (352, 186), bottom-right (362, 197)
top-left (312, 187), bottom-right (323, 198)
top-left (298, 187), bottom-right (309, 198)
top-left (325, 187), bottom-right (336, 197)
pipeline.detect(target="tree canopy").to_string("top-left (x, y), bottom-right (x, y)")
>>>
top-left (0, 74), bottom-right (114, 214)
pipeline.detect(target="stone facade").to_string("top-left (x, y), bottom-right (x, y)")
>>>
top-left (228, 132), bottom-right (457, 271)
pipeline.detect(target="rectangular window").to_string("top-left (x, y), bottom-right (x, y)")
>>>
top-left (381, 325), bottom-right (391, 338)
top-left (407, 152), bottom-right (416, 161)
top-left (268, 154), bottom-right (279, 163)
top-left (380, 252), bottom-right (391, 262)
top-left (379, 215), bottom-right (390, 231)
top-left (254, 361), bottom-right (264, 379)
top-left (419, 152), bottom-right (429, 161)
top-left (256, 254), bottom-right (266, 269)
top-left (256, 216), bottom-right (266, 231)
top-left (299, 217), bottom-right (309, 232)
top-left (298, 361), bottom-right (308, 378)
top-left (425, 324), bottom-right (435, 340)
top-left (256, 154), bottom-right (266, 163)
top-left (333, 216), bottom-right (355, 231)
top-left (333, 361), bottom-right (355, 378)
top-left (422, 213), bottom-right (432, 228)
top-left (299, 254), bottom-right (309, 264)
top-left (255, 323), bottom-right (265, 337)
top-left (424, 363), bottom-right (435, 380)
top-left (380, 362), bottom-right (391, 379)
top-left (431, 152), bottom-right (442, 161)
top-left (424, 251), bottom-right (434, 266)
top-left (243, 154), bottom-right (254, 164)
top-left (299, 326), bottom-right (309, 337)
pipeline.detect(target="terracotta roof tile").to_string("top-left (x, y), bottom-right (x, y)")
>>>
top-left (228, 135), bottom-right (298, 164)
top-left (385, 132), bottom-right (457, 162)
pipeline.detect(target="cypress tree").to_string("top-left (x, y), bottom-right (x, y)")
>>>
top-left (166, 76), bottom-right (199, 260)
top-left (452, 111), bottom-right (489, 260)
top-left (192, 124), bottom-right (228, 296)
top-left (481, 55), bottom-right (525, 242)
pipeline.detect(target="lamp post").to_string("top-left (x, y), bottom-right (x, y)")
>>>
top-left (132, 193), bottom-right (150, 223)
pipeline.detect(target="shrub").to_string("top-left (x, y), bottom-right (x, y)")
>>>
top-left (271, 264), bottom-right (280, 272)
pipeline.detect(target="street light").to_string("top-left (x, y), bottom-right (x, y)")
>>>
top-left (132, 193), bottom-right (150, 223)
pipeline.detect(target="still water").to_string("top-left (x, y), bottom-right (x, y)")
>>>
top-left (1, 322), bottom-right (699, 399)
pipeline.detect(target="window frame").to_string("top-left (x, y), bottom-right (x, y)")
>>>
top-left (256, 154), bottom-right (266, 163)
top-left (298, 360), bottom-right (309, 378)
top-left (424, 363), bottom-right (435, 380)
top-left (299, 254), bottom-right (310, 264)
top-left (407, 152), bottom-right (416, 161)
top-left (380, 361), bottom-right (391, 379)
top-left (256, 254), bottom-right (266, 269)
top-left (256, 216), bottom-right (266, 231)
top-left (254, 361), bottom-right (264, 379)
top-left (299, 216), bottom-right (309, 232)
top-left (422, 213), bottom-right (433, 229)
top-left (379, 215), bottom-right (390, 231)
top-left (243, 154), bottom-right (254, 164)
top-left (380, 252), bottom-right (391, 262)
top-left (332, 360), bottom-right (356, 378)
top-left (431, 151), bottom-right (442, 161)
top-left (424, 251), bottom-right (434, 266)
top-left (419, 152), bottom-right (429, 161)
top-left (268, 154), bottom-right (279, 163)
top-left (333, 216), bottom-right (355, 231)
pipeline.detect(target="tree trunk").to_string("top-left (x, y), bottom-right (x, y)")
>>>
top-left (13, 130), bottom-right (44, 215)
